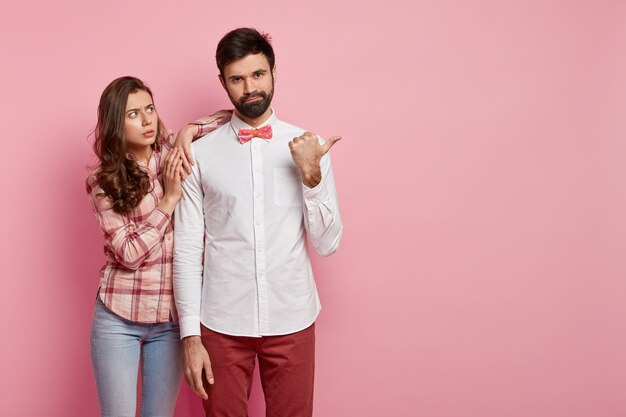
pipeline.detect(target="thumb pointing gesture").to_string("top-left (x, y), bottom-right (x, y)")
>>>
top-left (321, 136), bottom-right (342, 155)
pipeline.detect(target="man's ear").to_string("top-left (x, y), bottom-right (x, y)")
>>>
top-left (218, 74), bottom-right (226, 90)
top-left (272, 65), bottom-right (277, 82)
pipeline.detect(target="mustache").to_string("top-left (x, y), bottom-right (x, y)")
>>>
top-left (240, 92), bottom-right (267, 103)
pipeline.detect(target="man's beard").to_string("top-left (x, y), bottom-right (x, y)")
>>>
top-left (231, 86), bottom-right (274, 119)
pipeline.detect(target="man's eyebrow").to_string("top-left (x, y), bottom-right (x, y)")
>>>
top-left (228, 69), bottom-right (267, 80)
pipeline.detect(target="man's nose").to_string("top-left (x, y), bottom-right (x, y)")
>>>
top-left (243, 78), bottom-right (255, 95)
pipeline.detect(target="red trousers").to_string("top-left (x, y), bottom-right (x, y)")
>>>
top-left (200, 323), bottom-right (316, 417)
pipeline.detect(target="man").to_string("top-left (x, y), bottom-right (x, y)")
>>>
top-left (173, 27), bottom-right (343, 417)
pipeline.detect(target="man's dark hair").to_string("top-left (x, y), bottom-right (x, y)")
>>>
top-left (216, 27), bottom-right (275, 76)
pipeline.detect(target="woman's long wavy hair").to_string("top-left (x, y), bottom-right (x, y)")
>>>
top-left (93, 76), bottom-right (166, 214)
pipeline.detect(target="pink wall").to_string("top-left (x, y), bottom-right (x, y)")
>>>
top-left (1, 1), bottom-right (625, 416)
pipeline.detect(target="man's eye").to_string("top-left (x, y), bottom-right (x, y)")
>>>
top-left (254, 73), bottom-right (263, 78)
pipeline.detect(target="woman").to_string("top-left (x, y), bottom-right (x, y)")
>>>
top-left (86, 76), bottom-right (227, 416)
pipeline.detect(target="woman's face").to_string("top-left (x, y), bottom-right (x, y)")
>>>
top-left (124, 89), bottom-right (159, 154)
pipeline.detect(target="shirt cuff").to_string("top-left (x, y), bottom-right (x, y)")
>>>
top-left (179, 315), bottom-right (202, 339)
top-left (192, 110), bottom-right (233, 137)
top-left (193, 122), bottom-right (211, 138)
top-left (303, 181), bottom-right (330, 206)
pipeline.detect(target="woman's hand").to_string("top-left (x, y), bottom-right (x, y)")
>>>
top-left (174, 124), bottom-right (199, 174)
top-left (158, 147), bottom-right (185, 214)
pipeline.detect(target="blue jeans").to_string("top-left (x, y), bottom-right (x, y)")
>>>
top-left (90, 298), bottom-right (182, 417)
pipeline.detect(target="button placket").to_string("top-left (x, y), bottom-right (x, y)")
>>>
top-left (251, 139), bottom-right (269, 335)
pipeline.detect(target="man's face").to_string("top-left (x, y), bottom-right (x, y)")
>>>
top-left (220, 53), bottom-right (275, 120)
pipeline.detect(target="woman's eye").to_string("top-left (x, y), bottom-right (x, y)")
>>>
top-left (128, 111), bottom-right (137, 118)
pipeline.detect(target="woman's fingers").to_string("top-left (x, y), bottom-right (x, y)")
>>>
top-left (173, 154), bottom-right (184, 182)
top-left (165, 147), bottom-right (177, 174)
top-left (166, 147), bottom-right (182, 178)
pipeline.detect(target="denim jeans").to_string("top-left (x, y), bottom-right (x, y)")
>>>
top-left (90, 298), bottom-right (182, 417)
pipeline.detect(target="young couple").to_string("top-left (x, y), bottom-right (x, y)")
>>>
top-left (87, 27), bottom-right (343, 417)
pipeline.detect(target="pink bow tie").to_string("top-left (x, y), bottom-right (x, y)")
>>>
top-left (238, 125), bottom-right (273, 144)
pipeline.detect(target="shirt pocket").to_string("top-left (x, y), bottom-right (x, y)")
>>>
top-left (273, 167), bottom-right (302, 208)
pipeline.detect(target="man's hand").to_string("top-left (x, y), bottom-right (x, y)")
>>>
top-left (174, 124), bottom-right (200, 175)
top-left (288, 132), bottom-right (341, 188)
top-left (182, 336), bottom-right (214, 400)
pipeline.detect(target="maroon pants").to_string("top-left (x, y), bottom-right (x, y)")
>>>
top-left (200, 324), bottom-right (315, 417)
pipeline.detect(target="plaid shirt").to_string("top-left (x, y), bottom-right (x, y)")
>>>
top-left (87, 111), bottom-right (231, 323)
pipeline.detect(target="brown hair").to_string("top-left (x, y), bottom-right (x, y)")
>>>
top-left (216, 27), bottom-right (274, 77)
top-left (93, 76), bottom-right (165, 214)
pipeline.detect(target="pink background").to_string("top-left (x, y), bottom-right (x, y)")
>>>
top-left (1, 1), bottom-right (625, 416)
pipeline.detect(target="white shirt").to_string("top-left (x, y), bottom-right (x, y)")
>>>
top-left (173, 111), bottom-right (342, 338)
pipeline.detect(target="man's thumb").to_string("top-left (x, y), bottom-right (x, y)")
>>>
top-left (322, 136), bottom-right (342, 154)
